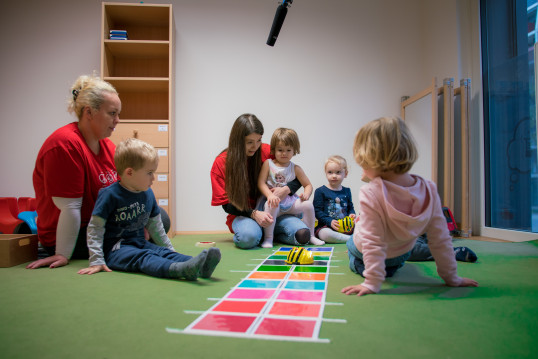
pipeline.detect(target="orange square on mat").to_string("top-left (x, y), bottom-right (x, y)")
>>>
top-left (289, 272), bottom-right (326, 281)
top-left (248, 272), bottom-right (287, 280)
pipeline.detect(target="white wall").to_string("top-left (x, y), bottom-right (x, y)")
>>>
top-left (0, 0), bottom-right (474, 232)
top-left (0, 0), bottom-right (103, 196)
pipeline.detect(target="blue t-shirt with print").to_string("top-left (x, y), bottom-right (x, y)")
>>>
top-left (313, 185), bottom-right (355, 229)
top-left (92, 181), bottom-right (160, 252)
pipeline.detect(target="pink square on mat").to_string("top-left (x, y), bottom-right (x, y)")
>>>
top-left (277, 290), bottom-right (323, 302)
top-left (227, 288), bottom-right (275, 299)
top-left (213, 300), bottom-right (266, 314)
top-left (255, 318), bottom-right (317, 337)
top-left (192, 313), bottom-right (256, 333)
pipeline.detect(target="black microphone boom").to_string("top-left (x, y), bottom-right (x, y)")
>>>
top-left (266, 0), bottom-right (293, 46)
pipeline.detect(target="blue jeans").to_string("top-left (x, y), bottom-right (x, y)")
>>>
top-left (105, 237), bottom-right (192, 278)
top-left (231, 214), bottom-right (308, 249)
top-left (407, 234), bottom-right (434, 261)
top-left (42, 207), bottom-right (171, 260)
top-left (346, 237), bottom-right (411, 277)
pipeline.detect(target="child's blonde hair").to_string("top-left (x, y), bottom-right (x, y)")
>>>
top-left (115, 138), bottom-right (158, 175)
top-left (270, 128), bottom-right (301, 155)
top-left (325, 155), bottom-right (349, 174)
top-left (353, 117), bottom-right (418, 174)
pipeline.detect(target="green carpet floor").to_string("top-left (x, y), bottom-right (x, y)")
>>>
top-left (1, 235), bottom-right (537, 358)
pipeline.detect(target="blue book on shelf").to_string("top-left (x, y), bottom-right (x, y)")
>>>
top-left (109, 36), bottom-right (128, 40)
top-left (110, 30), bottom-right (128, 35)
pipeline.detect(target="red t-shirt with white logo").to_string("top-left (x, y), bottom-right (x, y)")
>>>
top-left (33, 122), bottom-right (117, 246)
top-left (210, 143), bottom-right (271, 232)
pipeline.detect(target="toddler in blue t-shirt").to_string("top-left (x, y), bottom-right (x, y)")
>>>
top-left (313, 155), bottom-right (356, 243)
top-left (78, 138), bottom-right (221, 280)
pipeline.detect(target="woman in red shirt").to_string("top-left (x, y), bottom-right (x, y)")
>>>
top-left (28, 75), bottom-right (121, 269)
top-left (210, 113), bottom-right (310, 249)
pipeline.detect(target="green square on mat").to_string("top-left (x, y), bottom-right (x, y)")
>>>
top-left (294, 266), bottom-right (327, 273)
top-left (257, 264), bottom-right (292, 271)
top-left (268, 255), bottom-right (288, 260)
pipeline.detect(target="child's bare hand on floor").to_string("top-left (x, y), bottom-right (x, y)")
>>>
top-left (450, 277), bottom-right (478, 287)
top-left (78, 264), bottom-right (112, 275)
top-left (341, 284), bottom-right (375, 297)
top-left (26, 254), bottom-right (69, 269)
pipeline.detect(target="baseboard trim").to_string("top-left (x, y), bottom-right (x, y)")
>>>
top-left (174, 230), bottom-right (230, 235)
top-left (479, 227), bottom-right (538, 242)
top-left (466, 235), bottom-right (511, 243)
top-left (173, 232), bottom-right (518, 243)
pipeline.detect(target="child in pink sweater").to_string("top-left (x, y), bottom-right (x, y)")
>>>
top-left (341, 117), bottom-right (478, 296)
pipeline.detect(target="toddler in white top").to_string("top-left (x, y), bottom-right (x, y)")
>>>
top-left (258, 128), bottom-right (324, 248)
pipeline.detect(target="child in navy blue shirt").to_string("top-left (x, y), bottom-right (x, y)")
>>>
top-left (313, 155), bottom-right (356, 243)
top-left (78, 138), bottom-right (220, 280)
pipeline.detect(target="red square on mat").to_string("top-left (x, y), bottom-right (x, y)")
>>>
top-left (192, 314), bottom-right (256, 333)
top-left (255, 318), bottom-right (316, 337)
top-left (269, 301), bottom-right (321, 317)
top-left (213, 300), bottom-right (266, 314)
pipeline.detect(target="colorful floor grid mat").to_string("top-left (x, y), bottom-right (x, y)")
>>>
top-left (167, 247), bottom-right (336, 342)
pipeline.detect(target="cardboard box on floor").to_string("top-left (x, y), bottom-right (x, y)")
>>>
top-left (0, 234), bottom-right (38, 267)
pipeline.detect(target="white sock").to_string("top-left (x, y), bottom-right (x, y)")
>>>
top-left (309, 236), bottom-right (325, 245)
top-left (261, 238), bottom-right (274, 248)
top-left (318, 228), bottom-right (350, 243)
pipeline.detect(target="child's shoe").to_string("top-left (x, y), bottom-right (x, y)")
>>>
top-left (454, 247), bottom-right (478, 262)
top-left (294, 229), bottom-right (310, 245)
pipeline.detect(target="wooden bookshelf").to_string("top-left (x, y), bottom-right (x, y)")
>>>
top-left (101, 2), bottom-right (175, 232)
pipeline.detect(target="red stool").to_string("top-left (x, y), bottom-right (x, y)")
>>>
top-left (18, 197), bottom-right (37, 212)
top-left (0, 197), bottom-right (24, 234)
top-left (5, 197), bottom-right (19, 217)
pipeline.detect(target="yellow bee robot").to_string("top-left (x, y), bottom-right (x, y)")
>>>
top-left (337, 216), bottom-right (355, 234)
top-left (285, 247), bottom-right (314, 265)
